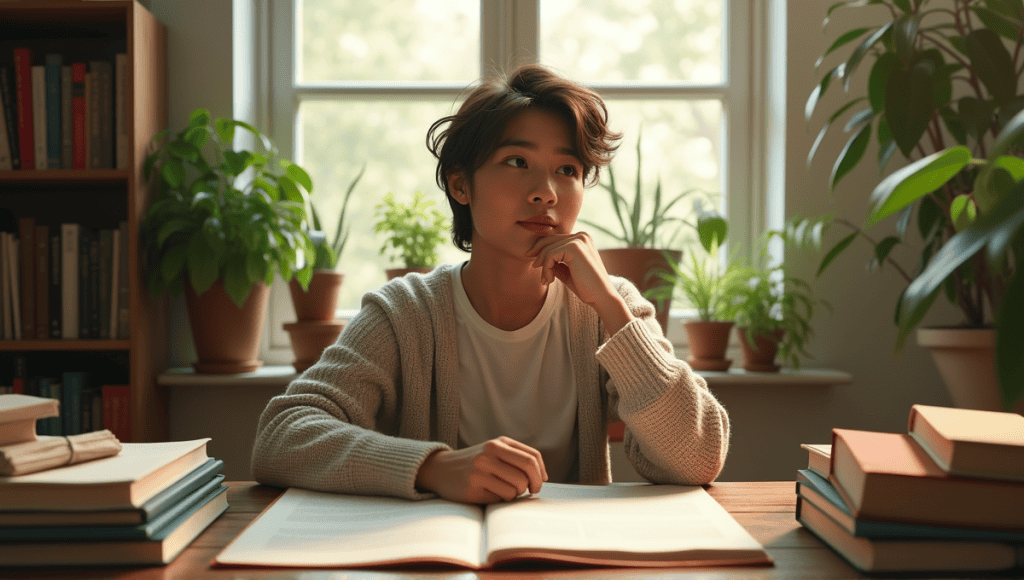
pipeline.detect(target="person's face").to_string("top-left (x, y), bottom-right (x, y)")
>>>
top-left (448, 108), bottom-right (585, 261)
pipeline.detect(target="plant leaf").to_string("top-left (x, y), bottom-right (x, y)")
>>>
top-left (188, 109), bottom-right (210, 128)
top-left (885, 58), bottom-right (935, 157)
top-left (971, 6), bottom-right (1022, 42)
top-left (892, 13), bottom-right (921, 65)
top-left (161, 158), bottom-right (186, 189)
top-left (868, 147), bottom-right (971, 226)
top-left (286, 163), bottom-right (313, 193)
top-left (817, 27), bottom-right (872, 69)
top-left (160, 244), bottom-right (187, 285)
top-left (874, 235), bottom-right (900, 266)
top-left (868, 52), bottom-right (898, 112)
top-left (996, 265), bottom-right (1024, 410)
top-left (818, 231), bottom-right (858, 276)
top-left (843, 23), bottom-right (894, 92)
top-left (964, 28), bottom-right (1017, 105)
top-left (806, 65), bottom-right (841, 121)
top-left (830, 123), bottom-right (872, 192)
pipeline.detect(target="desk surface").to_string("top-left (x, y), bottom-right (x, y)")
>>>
top-left (0, 481), bottom-right (993, 579)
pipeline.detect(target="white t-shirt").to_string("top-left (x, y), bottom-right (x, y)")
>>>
top-left (452, 263), bottom-right (579, 483)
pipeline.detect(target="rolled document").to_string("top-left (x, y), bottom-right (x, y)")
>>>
top-left (0, 430), bottom-right (122, 476)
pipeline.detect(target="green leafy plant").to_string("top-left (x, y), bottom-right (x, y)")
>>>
top-left (808, 0), bottom-right (1024, 408)
top-left (648, 245), bottom-right (750, 322)
top-left (580, 128), bottom-right (714, 248)
top-left (374, 191), bottom-right (449, 268)
top-left (142, 109), bottom-right (315, 307)
top-left (308, 164), bottom-right (365, 270)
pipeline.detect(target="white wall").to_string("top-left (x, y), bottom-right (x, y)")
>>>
top-left (151, 0), bottom-right (957, 483)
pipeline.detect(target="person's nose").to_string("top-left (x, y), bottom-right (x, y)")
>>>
top-left (529, 173), bottom-right (557, 205)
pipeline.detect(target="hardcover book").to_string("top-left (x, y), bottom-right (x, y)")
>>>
top-left (908, 404), bottom-right (1024, 482)
top-left (830, 428), bottom-right (1024, 530)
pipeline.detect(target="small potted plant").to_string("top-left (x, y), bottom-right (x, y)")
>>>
top-left (650, 244), bottom-right (750, 371)
top-left (283, 166), bottom-right (364, 373)
top-left (580, 129), bottom-right (708, 334)
top-left (374, 191), bottom-right (449, 280)
top-left (142, 109), bottom-right (315, 373)
top-left (734, 228), bottom-right (824, 373)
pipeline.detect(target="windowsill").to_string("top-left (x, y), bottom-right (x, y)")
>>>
top-left (158, 365), bottom-right (852, 388)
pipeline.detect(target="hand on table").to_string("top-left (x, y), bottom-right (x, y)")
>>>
top-left (415, 436), bottom-right (548, 504)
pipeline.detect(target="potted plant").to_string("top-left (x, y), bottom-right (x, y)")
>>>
top-left (283, 165), bottom-right (364, 373)
top-left (142, 109), bottom-right (315, 373)
top-left (580, 130), bottom-right (717, 334)
top-left (808, 0), bottom-right (1024, 410)
top-left (374, 191), bottom-right (449, 280)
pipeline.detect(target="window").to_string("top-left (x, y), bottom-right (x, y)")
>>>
top-left (255, 0), bottom-right (782, 363)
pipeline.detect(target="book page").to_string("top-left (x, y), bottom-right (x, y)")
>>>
top-left (214, 488), bottom-right (487, 568)
top-left (482, 483), bottom-right (769, 567)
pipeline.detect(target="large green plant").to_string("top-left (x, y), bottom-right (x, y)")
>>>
top-left (374, 191), bottom-right (449, 268)
top-left (142, 109), bottom-right (315, 307)
top-left (809, 0), bottom-right (1024, 408)
top-left (580, 128), bottom-right (722, 248)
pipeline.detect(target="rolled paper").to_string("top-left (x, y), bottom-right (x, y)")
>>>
top-left (0, 430), bottom-right (122, 476)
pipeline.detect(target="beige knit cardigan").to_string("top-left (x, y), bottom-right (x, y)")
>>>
top-left (251, 264), bottom-right (730, 499)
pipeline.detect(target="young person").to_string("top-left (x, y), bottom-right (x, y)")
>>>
top-left (252, 64), bottom-right (730, 504)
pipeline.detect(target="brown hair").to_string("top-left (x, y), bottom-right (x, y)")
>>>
top-left (426, 64), bottom-right (620, 252)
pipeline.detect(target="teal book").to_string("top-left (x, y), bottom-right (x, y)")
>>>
top-left (60, 371), bottom-right (86, 436)
top-left (0, 457), bottom-right (223, 526)
top-left (0, 474), bottom-right (226, 540)
top-left (797, 469), bottom-right (1024, 541)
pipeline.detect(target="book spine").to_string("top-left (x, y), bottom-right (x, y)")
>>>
top-left (101, 384), bottom-right (130, 442)
top-left (89, 233), bottom-right (99, 338)
top-left (60, 65), bottom-right (72, 169)
top-left (90, 386), bottom-right (102, 431)
top-left (99, 61), bottom-right (113, 170)
top-left (117, 220), bottom-right (129, 339)
top-left (115, 54), bottom-right (127, 170)
top-left (98, 229), bottom-right (111, 339)
top-left (11, 355), bottom-right (26, 395)
top-left (0, 65), bottom-right (20, 169)
top-left (13, 48), bottom-right (33, 171)
top-left (0, 234), bottom-right (9, 339)
top-left (6, 235), bottom-right (20, 340)
top-left (61, 372), bottom-right (83, 436)
top-left (78, 226), bottom-right (89, 338)
top-left (61, 223), bottom-right (79, 339)
top-left (18, 217), bottom-right (35, 340)
top-left (87, 61), bottom-right (102, 170)
top-left (0, 78), bottom-right (11, 171)
top-left (71, 63), bottom-right (86, 170)
top-left (83, 72), bottom-right (91, 169)
top-left (49, 231), bottom-right (61, 338)
top-left (109, 228), bottom-right (119, 337)
top-left (30, 66), bottom-right (46, 170)
top-left (34, 224), bottom-right (48, 339)
top-left (50, 379), bottom-right (62, 436)
top-left (44, 54), bottom-right (61, 169)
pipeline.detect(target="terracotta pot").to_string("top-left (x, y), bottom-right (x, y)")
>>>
top-left (283, 320), bottom-right (347, 373)
top-left (184, 280), bottom-right (270, 374)
top-left (737, 327), bottom-right (784, 373)
top-left (289, 270), bottom-right (345, 321)
top-left (598, 248), bottom-right (682, 335)
top-left (684, 320), bottom-right (734, 371)
top-left (386, 266), bottom-right (433, 280)
top-left (918, 327), bottom-right (1024, 414)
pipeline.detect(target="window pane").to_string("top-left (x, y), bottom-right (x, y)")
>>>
top-left (299, 99), bottom-right (469, 309)
top-left (540, 0), bottom-right (724, 84)
top-left (298, 0), bottom-right (480, 83)
top-left (577, 99), bottom-right (724, 253)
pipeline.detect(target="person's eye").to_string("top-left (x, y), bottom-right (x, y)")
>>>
top-left (504, 157), bottom-right (527, 168)
top-left (557, 165), bottom-right (580, 177)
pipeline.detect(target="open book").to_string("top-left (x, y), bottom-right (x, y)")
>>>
top-left (214, 483), bottom-right (771, 570)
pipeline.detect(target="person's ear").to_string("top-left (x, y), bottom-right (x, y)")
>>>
top-left (448, 173), bottom-right (470, 206)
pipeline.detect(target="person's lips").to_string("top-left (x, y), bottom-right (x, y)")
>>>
top-left (518, 214), bottom-right (558, 233)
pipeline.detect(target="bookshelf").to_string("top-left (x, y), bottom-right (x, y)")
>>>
top-left (0, 1), bottom-right (168, 442)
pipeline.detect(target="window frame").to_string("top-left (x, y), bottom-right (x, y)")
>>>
top-left (250, 0), bottom-right (783, 364)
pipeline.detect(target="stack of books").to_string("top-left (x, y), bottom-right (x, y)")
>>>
top-left (796, 404), bottom-right (1024, 574)
top-left (0, 396), bottom-right (226, 567)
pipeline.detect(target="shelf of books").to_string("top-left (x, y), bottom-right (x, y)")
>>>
top-left (0, 1), bottom-right (169, 443)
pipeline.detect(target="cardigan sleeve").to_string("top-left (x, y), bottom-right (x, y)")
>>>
top-left (250, 300), bottom-right (449, 500)
top-left (596, 281), bottom-right (730, 485)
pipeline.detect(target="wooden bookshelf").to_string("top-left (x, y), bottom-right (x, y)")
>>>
top-left (0, 1), bottom-right (168, 442)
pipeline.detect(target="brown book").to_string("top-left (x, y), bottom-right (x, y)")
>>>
top-left (908, 404), bottom-right (1024, 482)
top-left (0, 394), bottom-right (58, 446)
top-left (829, 428), bottom-right (1024, 530)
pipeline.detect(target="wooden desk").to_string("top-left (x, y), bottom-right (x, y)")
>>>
top-left (0, 481), bottom-right (1001, 579)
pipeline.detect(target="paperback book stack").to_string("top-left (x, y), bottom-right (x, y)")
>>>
top-left (796, 404), bottom-right (1024, 574)
top-left (0, 394), bottom-right (226, 567)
